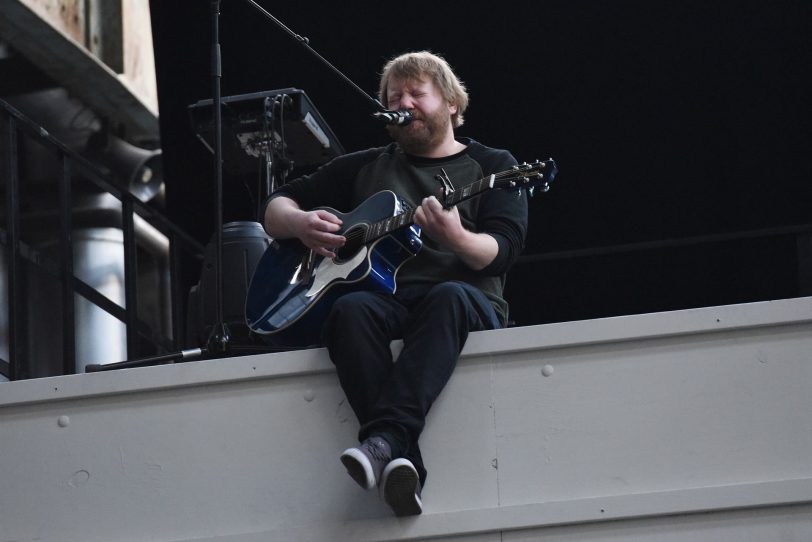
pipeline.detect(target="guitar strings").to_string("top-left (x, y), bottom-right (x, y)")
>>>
top-left (350, 167), bottom-right (539, 244)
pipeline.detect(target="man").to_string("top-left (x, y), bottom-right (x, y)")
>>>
top-left (262, 51), bottom-right (528, 516)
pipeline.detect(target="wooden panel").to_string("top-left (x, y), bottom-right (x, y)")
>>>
top-left (20, 0), bottom-right (85, 44)
top-left (0, 0), bottom-right (158, 140)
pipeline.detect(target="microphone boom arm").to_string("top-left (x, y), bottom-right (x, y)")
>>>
top-left (240, 0), bottom-right (388, 113)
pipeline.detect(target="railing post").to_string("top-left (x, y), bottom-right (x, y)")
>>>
top-left (798, 232), bottom-right (812, 296)
top-left (1, 112), bottom-right (26, 380)
top-left (169, 232), bottom-right (185, 350)
top-left (58, 152), bottom-right (76, 375)
top-left (122, 197), bottom-right (139, 360)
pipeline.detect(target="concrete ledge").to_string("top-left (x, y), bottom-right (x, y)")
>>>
top-left (2, 297), bottom-right (812, 541)
top-left (3, 296), bottom-right (811, 407)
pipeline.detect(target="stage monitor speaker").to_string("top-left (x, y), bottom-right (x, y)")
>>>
top-left (186, 221), bottom-right (272, 348)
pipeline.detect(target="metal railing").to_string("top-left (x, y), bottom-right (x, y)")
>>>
top-left (0, 98), bottom-right (205, 380)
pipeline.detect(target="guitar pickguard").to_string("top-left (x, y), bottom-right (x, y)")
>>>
top-left (304, 246), bottom-right (369, 298)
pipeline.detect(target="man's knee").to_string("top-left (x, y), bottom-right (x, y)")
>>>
top-left (423, 281), bottom-right (498, 329)
top-left (330, 291), bottom-right (378, 320)
top-left (324, 291), bottom-right (386, 339)
top-left (426, 281), bottom-right (473, 306)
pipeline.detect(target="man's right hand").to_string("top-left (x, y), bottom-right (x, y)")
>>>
top-left (289, 209), bottom-right (345, 259)
top-left (264, 197), bottom-right (345, 259)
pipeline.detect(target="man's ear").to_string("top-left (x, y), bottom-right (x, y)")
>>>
top-left (448, 103), bottom-right (458, 115)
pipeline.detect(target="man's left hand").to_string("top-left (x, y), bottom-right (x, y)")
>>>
top-left (414, 195), bottom-right (465, 249)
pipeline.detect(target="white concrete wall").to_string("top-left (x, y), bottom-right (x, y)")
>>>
top-left (2, 297), bottom-right (812, 541)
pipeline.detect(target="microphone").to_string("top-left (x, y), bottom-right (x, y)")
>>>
top-left (373, 109), bottom-right (414, 126)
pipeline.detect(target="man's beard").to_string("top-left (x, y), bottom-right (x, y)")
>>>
top-left (386, 107), bottom-right (451, 155)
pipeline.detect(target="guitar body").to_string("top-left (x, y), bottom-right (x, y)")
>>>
top-left (245, 190), bottom-right (423, 346)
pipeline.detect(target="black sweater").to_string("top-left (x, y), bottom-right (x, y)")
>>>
top-left (265, 138), bottom-right (528, 324)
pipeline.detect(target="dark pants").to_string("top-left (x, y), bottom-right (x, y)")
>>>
top-left (323, 281), bottom-right (502, 487)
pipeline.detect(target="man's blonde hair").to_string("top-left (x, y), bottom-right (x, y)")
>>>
top-left (378, 51), bottom-right (469, 128)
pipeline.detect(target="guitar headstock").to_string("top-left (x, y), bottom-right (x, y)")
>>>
top-left (496, 158), bottom-right (558, 196)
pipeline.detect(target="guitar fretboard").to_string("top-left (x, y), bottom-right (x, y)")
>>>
top-left (362, 174), bottom-right (496, 244)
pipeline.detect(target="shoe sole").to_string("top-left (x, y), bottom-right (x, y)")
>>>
top-left (340, 448), bottom-right (375, 490)
top-left (381, 459), bottom-right (422, 517)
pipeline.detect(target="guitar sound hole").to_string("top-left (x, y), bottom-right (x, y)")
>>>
top-left (335, 224), bottom-right (367, 263)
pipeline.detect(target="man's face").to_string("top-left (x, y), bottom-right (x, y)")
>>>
top-left (384, 76), bottom-right (456, 155)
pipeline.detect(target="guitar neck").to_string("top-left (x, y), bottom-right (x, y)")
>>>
top-left (363, 174), bottom-right (497, 244)
top-left (360, 157), bottom-right (557, 245)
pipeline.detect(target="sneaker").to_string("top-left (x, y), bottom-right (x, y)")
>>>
top-left (340, 436), bottom-right (392, 490)
top-left (380, 458), bottom-right (423, 516)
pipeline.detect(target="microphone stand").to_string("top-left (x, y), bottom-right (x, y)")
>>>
top-left (206, 0), bottom-right (230, 356)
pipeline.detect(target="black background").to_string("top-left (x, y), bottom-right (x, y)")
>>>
top-left (149, 0), bottom-right (812, 327)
